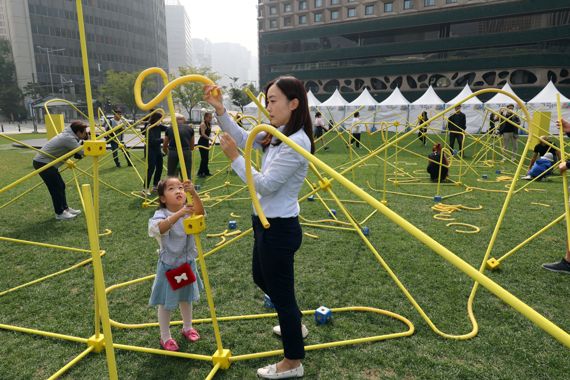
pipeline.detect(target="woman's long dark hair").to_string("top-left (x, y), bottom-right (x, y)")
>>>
top-left (264, 76), bottom-right (315, 154)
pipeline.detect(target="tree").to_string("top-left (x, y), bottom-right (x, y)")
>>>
top-left (0, 39), bottom-right (27, 120)
top-left (229, 82), bottom-right (258, 113)
top-left (98, 70), bottom-right (154, 119)
top-left (171, 66), bottom-right (220, 122)
top-left (23, 82), bottom-right (49, 100)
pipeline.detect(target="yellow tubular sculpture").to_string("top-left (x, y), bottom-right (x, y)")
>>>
top-left (242, 121), bottom-right (569, 347)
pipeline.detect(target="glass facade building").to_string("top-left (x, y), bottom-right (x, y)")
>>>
top-left (258, 0), bottom-right (570, 101)
top-left (3, 0), bottom-right (168, 99)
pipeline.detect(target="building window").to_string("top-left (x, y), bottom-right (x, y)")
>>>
top-left (299, 14), bottom-right (307, 24)
top-left (365, 4), bottom-right (375, 15)
top-left (299, 0), bottom-right (308, 10)
top-left (283, 2), bottom-right (292, 12)
top-left (347, 7), bottom-right (356, 17)
top-left (404, 0), bottom-right (414, 10)
top-left (424, 0), bottom-right (435, 6)
top-left (315, 0), bottom-right (324, 8)
top-left (283, 16), bottom-right (292, 26)
top-left (269, 6), bottom-right (277, 15)
top-left (446, 0), bottom-right (458, 3)
top-left (269, 18), bottom-right (278, 29)
top-left (331, 9), bottom-right (340, 20)
top-left (314, 12), bottom-right (323, 22)
top-left (331, 0), bottom-right (340, 5)
top-left (384, 2), bottom-right (393, 13)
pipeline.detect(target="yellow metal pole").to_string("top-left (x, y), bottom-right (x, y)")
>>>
top-left (81, 184), bottom-right (118, 380)
top-left (47, 347), bottom-right (94, 380)
top-left (76, 0), bottom-right (101, 229)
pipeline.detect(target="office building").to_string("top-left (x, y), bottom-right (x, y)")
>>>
top-left (165, 0), bottom-right (192, 75)
top-left (258, 0), bottom-right (570, 101)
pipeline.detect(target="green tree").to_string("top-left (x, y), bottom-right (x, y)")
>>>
top-left (0, 39), bottom-right (26, 120)
top-left (23, 82), bottom-right (49, 100)
top-left (98, 70), bottom-right (154, 119)
top-left (171, 66), bottom-right (220, 122)
top-left (229, 81), bottom-right (258, 113)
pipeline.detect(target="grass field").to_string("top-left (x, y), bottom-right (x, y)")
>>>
top-left (0, 130), bottom-right (569, 379)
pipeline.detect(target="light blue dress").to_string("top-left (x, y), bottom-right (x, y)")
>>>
top-left (148, 208), bottom-right (203, 310)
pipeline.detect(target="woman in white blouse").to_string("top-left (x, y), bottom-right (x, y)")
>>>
top-left (204, 76), bottom-right (314, 379)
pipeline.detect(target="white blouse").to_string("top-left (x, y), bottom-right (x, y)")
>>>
top-left (216, 111), bottom-right (311, 218)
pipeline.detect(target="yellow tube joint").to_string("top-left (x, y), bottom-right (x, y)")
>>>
top-left (212, 349), bottom-right (232, 370)
top-left (83, 141), bottom-right (107, 157)
top-left (65, 160), bottom-right (76, 169)
top-left (486, 258), bottom-right (501, 270)
top-left (183, 215), bottom-right (206, 234)
top-left (318, 178), bottom-right (332, 191)
top-left (87, 334), bottom-right (105, 353)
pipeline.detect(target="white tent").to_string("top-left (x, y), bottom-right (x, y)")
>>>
top-left (318, 89), bottom-right (349, 128)
top-left (484, 83), bottom-right (526, 132)
top-left (526, 81), bottom-right (570, 134)
top-left (377, 87), bottom-right (410, 132)
top-left (447, 84), bottom-right (485, 134)
top-left (347, 88), bottom-right (378, 129)
top-left (307, 90), bottom-right (321, 108)
top-left (410, 86), bottom-right (445, 133)
top-left (242, 92), bottom-right (269, 125)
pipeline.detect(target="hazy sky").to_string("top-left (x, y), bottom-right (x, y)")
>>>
top-left (182, 0), bottom-right (259, 55)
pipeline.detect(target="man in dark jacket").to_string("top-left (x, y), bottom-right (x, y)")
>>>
top-left (447, 105), bottom-right (467, 156)
top-left (499, 104), bottom-right (520, 161)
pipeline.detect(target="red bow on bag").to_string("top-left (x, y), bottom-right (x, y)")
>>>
top-left (165, 262), bottom-right (196, 290)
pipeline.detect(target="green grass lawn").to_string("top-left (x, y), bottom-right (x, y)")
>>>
top-left (0, 131), bottom-right (568, 379)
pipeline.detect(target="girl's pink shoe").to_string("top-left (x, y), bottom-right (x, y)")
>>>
top-left (181, 327), bottom-right (200, 342)
top-left (160, 338), bottom-right (179, 351)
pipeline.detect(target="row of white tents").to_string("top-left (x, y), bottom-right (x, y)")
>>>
top-left (243, 82), bottom-right (570, 134)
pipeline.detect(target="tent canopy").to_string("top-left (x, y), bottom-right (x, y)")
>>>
top-left (379, 87), bottom-right (410, 106)
top-left (307, 90), bottom-right (321, 107)
top-left (348, 88), bottom-right (378, 106)
top-left (527, 81), bottom-right (570, 104)
top-left (411, 85), bottom-right (444, 105)
top-left (447, 84), bottom-right (482, 105)
top-left (320, 89), bottom-right (349, 106)
top-left (485, 83), bottom-right (522, 105)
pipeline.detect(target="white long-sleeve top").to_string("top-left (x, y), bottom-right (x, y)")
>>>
top-left (216, 111), bottom-right (311, 218)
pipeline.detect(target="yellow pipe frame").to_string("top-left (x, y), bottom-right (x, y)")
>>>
top-left (242, 117), bottom-right (569, 347)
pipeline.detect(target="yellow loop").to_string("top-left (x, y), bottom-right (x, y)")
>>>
top-left (230, 212), bottom-right (241, 218)
top-left (214, 236), bottom-right (227, 247)
top-left (134, 67), bottom-right (218, 111)
top-left (434, 214), bottom-right (455, 221)
top-left (445, 222), bottom-right (480, 234)
top-left (459, 205), bottom-right (483, 211)
top-left (304, 232), bottom-right (319, 239)
top-left (207, 229), bottom-right (229, 238)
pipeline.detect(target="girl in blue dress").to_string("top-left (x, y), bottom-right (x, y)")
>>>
top-left (148, 177), bottom-right (204, 351)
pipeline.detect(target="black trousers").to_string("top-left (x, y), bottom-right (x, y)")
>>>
top-left (167, 149), bottom-right (192, 179)
top-left (146, 147), bottom-right (163, 188)
top-left (33, 160), bottom-right (68, 215)
top-left (448, 132), bottom-right (464, 154)
top-left (109, 138), bottom-right (131, 166)
top-left (350, 133), bottom-right (361, 147)
top-left (197, 138), bottom-right (210, 176)
top-left (252, 215), bottom-right (305, 360)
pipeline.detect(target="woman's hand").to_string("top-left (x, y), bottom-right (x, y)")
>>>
top-left (220, 133), bottom-right (240, 161)
top-left (560, 162), bottom-right (568, 173)
top-left (203, 85), bottom-right (225, 115)
top-left (556, 118), bottom-right (570, 134)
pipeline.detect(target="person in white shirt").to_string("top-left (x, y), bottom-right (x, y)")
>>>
top-left (204, 76), bottom-right (314, 379)
top-left (349, 111), bottom-right (364, 148)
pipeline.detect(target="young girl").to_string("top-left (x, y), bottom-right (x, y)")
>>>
top-left (205, 76), bottom-right (313, 379)
top-left (148, 177), bottom-right (205, 351)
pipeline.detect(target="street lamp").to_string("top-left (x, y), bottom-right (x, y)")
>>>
top-left (60, 75), bottom-right (73, 98)
top-left (36, 46), bottom-right (65, 95)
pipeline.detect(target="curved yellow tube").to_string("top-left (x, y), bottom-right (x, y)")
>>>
top-left (134, 67), bottom-right (218, 111)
